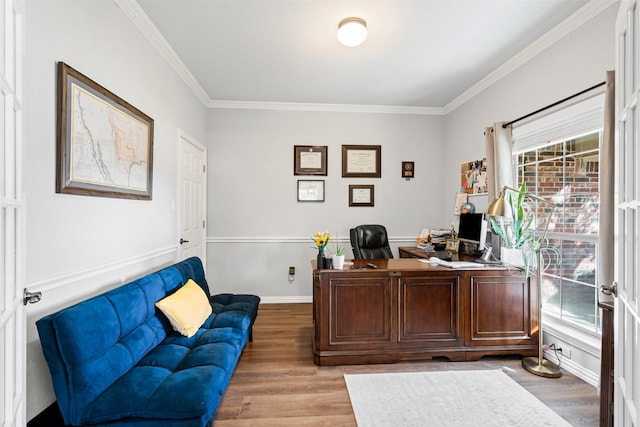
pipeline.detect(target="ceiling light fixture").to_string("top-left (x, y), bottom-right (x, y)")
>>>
top-left (337, 17), bottom-right (367, 47)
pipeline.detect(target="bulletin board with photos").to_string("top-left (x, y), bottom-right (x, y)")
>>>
top-left (460, 158), bottom-right (488, 195)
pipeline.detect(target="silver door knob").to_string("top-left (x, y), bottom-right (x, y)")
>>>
top-left (600, 282), bottom-right (618, 297)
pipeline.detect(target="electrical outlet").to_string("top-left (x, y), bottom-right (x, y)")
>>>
top-left (561, 348), bottom-right (571, 359)
top-left (289, 266), bottom-right (295, 275)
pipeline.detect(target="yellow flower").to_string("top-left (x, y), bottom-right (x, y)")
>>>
top-left (313, 231), bottom-right (331, 250)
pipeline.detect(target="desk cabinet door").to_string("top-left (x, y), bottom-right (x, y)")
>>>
top-left (328, 276), bottom-right (393, 346)
top-left (468, 273), bottom-right (536, 346)
top-left (398, 275), bottom-right (462, 346)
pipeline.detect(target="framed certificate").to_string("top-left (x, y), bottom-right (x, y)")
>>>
top-left (297, 180), bottom-right (325, 202)
top-left (349, 184), bottom-right (374, 207)
top-left (342, 145), bottom-right (381, 178)
top-left (294, 145), bottom-right (327, 176)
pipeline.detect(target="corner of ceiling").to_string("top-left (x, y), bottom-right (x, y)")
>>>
top-left (443, 0), bottom-right (618, 115)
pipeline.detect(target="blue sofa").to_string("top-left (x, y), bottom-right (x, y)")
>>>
top-left (36, 257), bottom-right (259, 427)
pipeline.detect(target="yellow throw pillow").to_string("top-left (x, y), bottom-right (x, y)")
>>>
top-left (155, 279), bottom-right (212, 338)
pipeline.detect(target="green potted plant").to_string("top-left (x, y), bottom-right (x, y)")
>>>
top-left (489, 183), bottom-right (539, 270)
top-left (331, 235), bottom-right (347, 270)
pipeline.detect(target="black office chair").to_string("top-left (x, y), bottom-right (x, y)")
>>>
top-left (350, 224), bottom-right (394, 259)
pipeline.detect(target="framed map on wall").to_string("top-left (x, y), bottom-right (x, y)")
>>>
top-left (56, 62), bottom-right (154, 200)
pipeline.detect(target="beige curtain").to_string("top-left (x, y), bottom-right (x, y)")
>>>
top-left (599, 70), bottom-right (615, 289)
top-left (484, 122), bottom-right (514, 201)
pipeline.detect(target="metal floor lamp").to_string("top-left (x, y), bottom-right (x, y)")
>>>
top-left (487, 185), bottom-right (562, 378)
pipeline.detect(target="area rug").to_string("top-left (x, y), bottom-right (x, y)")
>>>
top-left (344, 369), bottom-right (571, 427)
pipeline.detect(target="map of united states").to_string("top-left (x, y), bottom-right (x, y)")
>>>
top-left (70, 84), bottom-right (149, 191)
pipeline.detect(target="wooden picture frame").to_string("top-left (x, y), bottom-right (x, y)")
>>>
top-left (446, 238), bottom-right (460, 253)
top-left (402, 161), bottom-right (415, 178)
top-left (56, 62), bottom-right (154, 200)
top-left (342, 145), bottom-right (381, 178)
top-left (297, 180), bottom-right (325, 202)
top-left (349, 184), bottom-right (374, 207)
top-left (294, 145), bottom-right (327, 176)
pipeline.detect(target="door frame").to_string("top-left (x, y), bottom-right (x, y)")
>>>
top-left (2, 0), bottom-right (26, 425)
top-left (614, 1), bottom-right (640, 425)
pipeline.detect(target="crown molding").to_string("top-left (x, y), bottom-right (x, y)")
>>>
top-left (115, 0), bottom-right (210, 106)
top-left (207, 99), bottom-right (444, 115)
top-left (120, 0), bottom-right (615, 115)
top-left (444, 0), bottom-right (618, 114)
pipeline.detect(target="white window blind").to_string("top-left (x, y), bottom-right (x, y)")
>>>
top-left (512, 93), bottom-right (604, 153)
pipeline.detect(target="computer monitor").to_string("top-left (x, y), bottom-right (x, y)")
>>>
top-left (457, 213), bottom-right (487, 250)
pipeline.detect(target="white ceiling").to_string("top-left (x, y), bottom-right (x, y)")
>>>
top-left (130, 0), bottom-right (598, 112)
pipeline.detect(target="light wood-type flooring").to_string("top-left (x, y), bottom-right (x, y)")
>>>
top-left (214, 303), bottom-right (600, 426)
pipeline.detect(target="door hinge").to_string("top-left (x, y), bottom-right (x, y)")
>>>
top-left (203, 165), bottom-right (206, 173)
top-left (203, 220), bottom-right (206, 228)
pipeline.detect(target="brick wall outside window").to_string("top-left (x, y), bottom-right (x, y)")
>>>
top-left (515, 132), bottom-right (600, 333)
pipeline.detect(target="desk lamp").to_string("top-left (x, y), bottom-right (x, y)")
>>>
top-left (487, 185), bottom-right (561, 378)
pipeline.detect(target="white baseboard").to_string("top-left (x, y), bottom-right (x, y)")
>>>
top-left (258, 296), bottom-right (312, 304)
top-left (543, 349), bottom-right (599, 387)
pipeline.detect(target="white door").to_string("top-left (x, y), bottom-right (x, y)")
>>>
top-left (614, 1), bottom-right (640, 425)
top-left (1, 1), bottom-right (26, 426)
top-left (178, 132), bottom-right (207, 262)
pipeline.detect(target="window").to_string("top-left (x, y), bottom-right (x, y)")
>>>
top-left (514, 132), bottom-right (601, 334)
top-left (512, 93), bottom-right (603, 336)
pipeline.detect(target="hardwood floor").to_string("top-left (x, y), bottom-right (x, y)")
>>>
top-left (214, 303), bottom-right (600, 426)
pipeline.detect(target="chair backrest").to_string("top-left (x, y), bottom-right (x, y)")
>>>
top-left (350, 224), bottom-right (394, 259)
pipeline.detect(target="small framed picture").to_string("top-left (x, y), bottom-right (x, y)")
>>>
top-left (349, 184), bottom-right (374, 207)
top-left (402, 161), bottom-right (414, 178)
top-left (297, 180), bottom-right (325, 202)
top-left (445, 238), bottom-right (460, 253)
top-left (294, 145), bottom-right (327, 176)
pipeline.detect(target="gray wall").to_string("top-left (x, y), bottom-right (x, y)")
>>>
top-left (22, 0), bottom-right (617, 420)
top-left (442, 3), bottom-right (618, 384)
top-left (205, 108), bottom-right (447, 298)
top-left (24, 0), bottom-right (207, 420)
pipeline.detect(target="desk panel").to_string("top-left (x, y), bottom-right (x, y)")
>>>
top-left (313, 259), bottom-right (537, 365)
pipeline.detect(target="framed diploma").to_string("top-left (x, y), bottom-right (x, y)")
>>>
top-left (349, 184), bottom-right (374, 207)
top-left (297, 180), bottom-right (325, 202)
top-left (294, 145), bottom-right (327, 175)
top-left (342, 145), bottom-right (381, 178)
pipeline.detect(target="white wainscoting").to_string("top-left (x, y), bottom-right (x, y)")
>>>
top-left (205, 236), bottom-right (417, 300)
top-left (27, 246), bottom-right (179, 294)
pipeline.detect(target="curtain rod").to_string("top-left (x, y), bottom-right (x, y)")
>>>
top-left (502, 81), bottom-right (606, 128)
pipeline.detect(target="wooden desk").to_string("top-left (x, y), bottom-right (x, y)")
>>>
top-left (312, 258), bottom-right (537, 365)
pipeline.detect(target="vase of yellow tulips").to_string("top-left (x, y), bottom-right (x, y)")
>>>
top-left (313, 231), bottom-right (331, 270)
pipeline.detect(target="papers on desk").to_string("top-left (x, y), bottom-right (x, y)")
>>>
top-left (429, 229), bottom-right (454, 245)
top-left (419, 258), bottom-right (485, 269)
